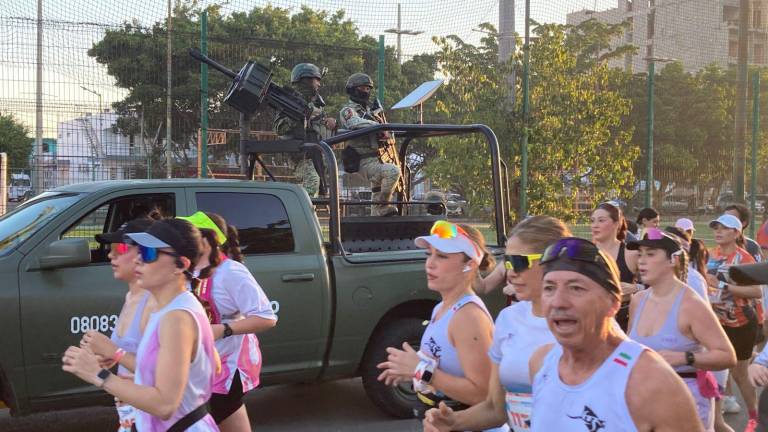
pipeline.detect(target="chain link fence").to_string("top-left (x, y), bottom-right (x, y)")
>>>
top-left (1, 0), bottom-right (767, 243)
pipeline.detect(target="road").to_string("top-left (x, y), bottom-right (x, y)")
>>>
top-left (0, 377), bottom-right (751, 431)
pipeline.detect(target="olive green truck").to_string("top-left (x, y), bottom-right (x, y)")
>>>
top-left (0, 124), bottom-right (510, 419)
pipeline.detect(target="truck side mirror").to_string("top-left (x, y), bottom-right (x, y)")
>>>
top-left (38, 238), bottom-right (92, 270)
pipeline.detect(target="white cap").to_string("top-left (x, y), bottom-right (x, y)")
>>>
top-left (709, 214), bottom-right (743, 232)
top-left (125, 232), bottom-right (172, 248)
top-left (675, 218), bottom-right (695, 232)
top-left (415, 234), bottom-right (482, 264)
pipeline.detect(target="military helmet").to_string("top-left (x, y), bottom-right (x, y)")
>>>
top-left (291, 63), bottom-right (322, 83)
top-left (345, 73), bottom-right (374, 89)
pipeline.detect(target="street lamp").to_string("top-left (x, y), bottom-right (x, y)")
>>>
top-left (643, 56), bottom-right (677, 208)
top-left (384, 3), bottom-right (423, 64)
top-left (80, 85), bottom-right (102, 181)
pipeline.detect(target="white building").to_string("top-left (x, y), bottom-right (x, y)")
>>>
top-left (567, 0), bottom-right (768, 73)
top-left (42, 111), bottom-right (146, 188)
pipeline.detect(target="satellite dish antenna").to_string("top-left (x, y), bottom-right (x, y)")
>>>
top-left (391, 79), bottom-right (443, 124)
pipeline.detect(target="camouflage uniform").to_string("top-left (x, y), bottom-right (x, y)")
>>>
top-left (339, 75), bottom-right (401, 216)
top-left (273, 64), bottom-right (332, 198)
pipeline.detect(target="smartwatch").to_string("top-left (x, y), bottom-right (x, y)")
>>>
top-left (223, 323), bottom-right (234, 338)
top-left (96, 368), bottom-right (112, 388)
top-left (685, 351), bottom-right (696, 367)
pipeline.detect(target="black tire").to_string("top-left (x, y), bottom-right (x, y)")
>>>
top-left (361, 317), bottom-right (426, 418)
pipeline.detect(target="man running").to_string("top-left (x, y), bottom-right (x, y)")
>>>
top-left (528, 237), bottom-right (702, 431)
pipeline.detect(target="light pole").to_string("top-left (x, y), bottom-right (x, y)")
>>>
top-left (384, 3), bottom-right (422, 64)
top-left (643, 56), bottom-right (676, 208)
top-left (80, 85), bottom-right (102, 181)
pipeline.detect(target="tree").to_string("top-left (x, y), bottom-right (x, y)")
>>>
top-left (0, 113), bottom-right (32, 169)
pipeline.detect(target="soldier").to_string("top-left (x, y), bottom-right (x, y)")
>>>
top-left (273, 63), bottom-right (336, 197)
top-left (339, 73), bottom-right (402, 217)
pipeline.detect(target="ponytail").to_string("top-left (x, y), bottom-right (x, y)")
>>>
top-left (222, 224), bottom-right (244, 263)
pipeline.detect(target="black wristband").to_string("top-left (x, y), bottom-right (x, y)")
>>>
top-left (223, 323), bottom-right (234, 338)
top-left (685, 351), bottom-right (696, 367)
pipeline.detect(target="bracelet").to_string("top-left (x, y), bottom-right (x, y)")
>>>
top-left (112, 348), bottom-right (126, 364)
top-left (412, 351), bottom-right (438, 393)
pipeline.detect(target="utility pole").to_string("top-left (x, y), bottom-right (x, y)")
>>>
top-left (384, 3), bottom-right (422, 64)
top-left (166, 0), bottom-right (173, 179)
top-left (644, 56), bottom-right (676, 208)
top-left (34, 0), bottom-right (43, 194)
top-left (498, 0), bottom-right (515, 105)
top-left (734, 0), bottom-right (749, 203)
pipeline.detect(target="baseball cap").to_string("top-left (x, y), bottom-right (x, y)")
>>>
top-left (730, 262), bottom-right (768, 285)
top-left (95, 218), bottom-right (156, 244)
top-left (675, 218), bottom-right (695, 232)
top-left (709, 214), bottom-right (743, 232)
top-left (627, 228), bottom-right (683, 255)
top-left (177, 211), bottom-right (227, 244)
top-left (415, 220), bottom-right (482, 264)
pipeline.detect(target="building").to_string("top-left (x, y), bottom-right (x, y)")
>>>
top-left (41, 111), bottom-right (147, 189)
top-left (567, 0), bottom-right (768, 73)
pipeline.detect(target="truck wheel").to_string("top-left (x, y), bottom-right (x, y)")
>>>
top-left (361, 317), bottom-right (426, 418)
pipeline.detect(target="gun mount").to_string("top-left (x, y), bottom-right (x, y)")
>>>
top-left (189, 48), bottom-right (308, 122)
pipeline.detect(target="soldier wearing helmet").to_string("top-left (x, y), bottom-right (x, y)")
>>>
top-left (273, 63), bottom-right (336, 197)
top-left (339, 73), bottom-right (401, 217)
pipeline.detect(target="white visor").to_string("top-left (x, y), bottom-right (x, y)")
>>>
top-left (125, 232), bottom-right (172, 249)
top-left (415, 234), bottom-right (482, 264)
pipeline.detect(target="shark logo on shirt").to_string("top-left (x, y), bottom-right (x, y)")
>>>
top-left (567, 406), bottom-right (606, 432)
top-left (424, 336), bottom-right (441, 358)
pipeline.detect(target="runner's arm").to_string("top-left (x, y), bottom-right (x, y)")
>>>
top-left (626, 350), bottom-right (703, 432)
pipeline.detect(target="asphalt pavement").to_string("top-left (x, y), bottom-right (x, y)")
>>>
top-left (0, 377), bottom-right (752, 431)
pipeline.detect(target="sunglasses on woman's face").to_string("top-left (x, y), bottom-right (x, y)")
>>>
top-left (137, 245), bottom-right (181, 263)
top-left (504, 254), bottom-right (542, 273)
top-left (110, 242), bottom-right (132, 256)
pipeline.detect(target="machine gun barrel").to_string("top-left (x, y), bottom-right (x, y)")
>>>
top-left (188, 48), bottom-right (237, 79)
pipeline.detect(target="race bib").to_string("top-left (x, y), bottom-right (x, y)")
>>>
top-left (505, 392), bottom-right (532, 431)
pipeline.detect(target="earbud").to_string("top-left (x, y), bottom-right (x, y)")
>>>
top-left (462, 266), bottom-right (471, 273)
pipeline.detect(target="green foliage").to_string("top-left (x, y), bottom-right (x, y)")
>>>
top-left (0, 113), bottom-right (32, 169)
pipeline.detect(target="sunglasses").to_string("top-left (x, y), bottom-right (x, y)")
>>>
top-left (430, 220), bottom-right (470, 239)
top-left (138, 245), bottom-right (181, 263)
top-left (504, 254), bottom-right (543, 273)
top-left (541, 237), bottom-right (608, 267)
top-left (109, 242), bottom-right (132, 256)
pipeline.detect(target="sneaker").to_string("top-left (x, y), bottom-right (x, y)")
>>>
top-left (744, 418), bottom-right (757, 432)
top-left (722, 395), bottom-right (742, 414)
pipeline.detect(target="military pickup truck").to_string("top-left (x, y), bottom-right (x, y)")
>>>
top-left (0, 123), bottom-right (510, 419)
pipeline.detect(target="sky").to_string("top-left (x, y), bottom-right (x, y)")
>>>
top-left (0, 0), bottom-right (620, 136)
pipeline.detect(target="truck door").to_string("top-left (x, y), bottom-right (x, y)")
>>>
top-left (189, 188), bottom-right (330, 379)
top-left (17, 191), bottom-right (182, 400)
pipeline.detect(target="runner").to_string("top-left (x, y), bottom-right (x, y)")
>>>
top-left (423, 216), bottom-right (569, 432)
top-left (636, 207), bottom-right (661, 230)
top-left (627, 228), bottom-right (736, 431)
top-left (590, 202), bottom-right (638, 330)
top-left (528, 237), bottom-right (701, 431)
top-left (663, 226), bottom-right (709, 301)
top-left (80, 217), bottom-right (158, 432)
top-left (707, 214), bottom-right (762, 431)
top-left (377, 220), bottom-right (507, 432)
top-left (178, 211), bottom-right (278, 432)
top-left (62, 219), bottom-right (219, 431)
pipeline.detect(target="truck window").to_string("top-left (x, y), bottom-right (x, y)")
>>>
top-left (195, 192), bottom-right (294, 254)
top-left (0, 192), bottom-right (82, 257)
top-left (62, 194), bottom-right (175, 263)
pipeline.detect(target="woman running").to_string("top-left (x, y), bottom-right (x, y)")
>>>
top-left (707, 214), bottom-right (762, 431)
top-left (178, 211), bottom-right (277, 432)
top-left (80, 217), bottom-right (158, 432)
top-left (590, 202), bottom-right (639, 330)
top-left (63, 219), bottom-right (219, 431)
top-left (627, 228), bottom-right (736, 431)
top-left (423, 216), bottom-right (569, 432)
top-left (636, 207), bottom-right (660, 230)
top-left (377, 220), bottom-right (507, 431)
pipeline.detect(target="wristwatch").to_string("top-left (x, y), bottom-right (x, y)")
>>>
top-left (685, 351), bottom-right (696, 367)
top-left (96, 368), bottom-right (112, 388)
top-left (222, 323), bottom-right (234, 338)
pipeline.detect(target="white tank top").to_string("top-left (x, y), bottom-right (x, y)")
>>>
top-left (531, 339), bottom-right (646, 432)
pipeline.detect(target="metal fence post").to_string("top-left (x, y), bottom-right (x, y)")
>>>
top-left (200, 10), bottom-right (208, 179)
top-left (751, 72), bottom-right (759, 239)
top-left (645, 61), bottom-right (655, 209)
